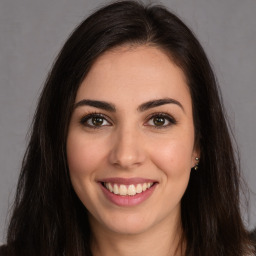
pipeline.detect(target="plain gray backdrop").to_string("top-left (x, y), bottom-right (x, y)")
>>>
top-left (0, 0), bottom-right (255, 244)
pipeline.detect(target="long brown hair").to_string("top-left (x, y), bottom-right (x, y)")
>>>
top-left (5, 1), bottom-right (254, 255)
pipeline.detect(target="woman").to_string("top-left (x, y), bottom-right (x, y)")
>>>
top-left (0, 1), bottom-right (255, 255)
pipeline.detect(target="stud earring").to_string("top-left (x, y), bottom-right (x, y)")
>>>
top-left (194, 157), bottom-right (199, 170)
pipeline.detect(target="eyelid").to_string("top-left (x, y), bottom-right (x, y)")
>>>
top-left (79, 111), bottom-right (177, 129)
top-left (144, 112), bottom-right (177, 128)
top-left (79, 112), bottom-right (113, 128)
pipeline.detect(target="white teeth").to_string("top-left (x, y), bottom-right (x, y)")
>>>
top-left (128, 185), bottom-right (136, 196)
top-left (119, 185), bottom-right (127, 196)
top-left (104, 182), bottom-right (154, 196)
top-left (136, 184), bottom-right (142, 193)
top-left (113, 184), bottom-right (119, 194)
top-left (109, 183), bottom-right (113, 192)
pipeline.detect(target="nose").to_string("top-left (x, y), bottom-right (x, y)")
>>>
top-left (108, 125), bottom-right (146, 169)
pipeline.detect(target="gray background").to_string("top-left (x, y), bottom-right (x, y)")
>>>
top-left (0, 0), bottom-right (255, 244)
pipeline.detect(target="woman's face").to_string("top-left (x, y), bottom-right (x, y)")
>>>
top-left (67, 45), bottom-right (198, 235)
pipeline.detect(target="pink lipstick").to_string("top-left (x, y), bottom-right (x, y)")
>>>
top-left (99, 177), bottom-right (157, 207)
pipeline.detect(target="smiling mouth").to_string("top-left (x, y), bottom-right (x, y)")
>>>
top-left (102, 182), bottom-right (155, 196)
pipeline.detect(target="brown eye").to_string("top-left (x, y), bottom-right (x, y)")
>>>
top-left (92, 116), bottom-right (104, 126)
top-left (80, 114), bottom-right (111, 128)
top-left (146, 113), bottom-right (177, 128)
top-left (153, 116), bottom-right (166, 126)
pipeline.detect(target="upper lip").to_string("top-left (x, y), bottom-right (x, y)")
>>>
top-left (99, 177), bottom-right (157, 185)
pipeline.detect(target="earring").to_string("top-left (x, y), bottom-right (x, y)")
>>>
top-left (194, 157), bottom-right (199, 170)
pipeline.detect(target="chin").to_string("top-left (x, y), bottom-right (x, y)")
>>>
top-left (90, 207), bottom-right (164, 236)
top-left (105, 218), bottom-right (154, 235)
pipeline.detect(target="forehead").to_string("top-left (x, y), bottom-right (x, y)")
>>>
top-left (76, 45), bottom-right (191, 110)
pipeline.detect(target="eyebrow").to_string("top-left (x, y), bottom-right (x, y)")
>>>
top-left (74, 99), bottom-right (116, 112)
top-left (74, 98), bottom-right (184, 112)
top-left (137, 98), bottom-right (184, 112)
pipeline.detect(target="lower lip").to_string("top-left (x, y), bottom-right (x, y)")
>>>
top-left (100, 183), bottom-right (157, 207)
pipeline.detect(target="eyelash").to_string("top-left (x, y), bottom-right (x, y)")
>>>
top-left (79, 112), bottom-right (112, 129)
top-left (79, 112), bottom-right (177, 129)
top-left (145, 112), bottom-right (177, 129)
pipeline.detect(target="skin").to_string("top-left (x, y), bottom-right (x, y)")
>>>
top-left (67, 45), bottom-right (199, 256)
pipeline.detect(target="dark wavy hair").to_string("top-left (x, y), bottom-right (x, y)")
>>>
top-left (3, 1), bottom-right (254, 255)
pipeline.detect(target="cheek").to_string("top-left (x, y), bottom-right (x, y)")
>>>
top-left (150, 135), bottom-right (194, 178)
top-left (66, 132), bottom-right (105, 178)
top-left (66, 132), bottom-right (106, 212)
top-left (152, 136), bottom-right (194, 206)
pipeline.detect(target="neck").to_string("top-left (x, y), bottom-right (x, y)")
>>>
top-left (90, 214), bottom-right (184, 256)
